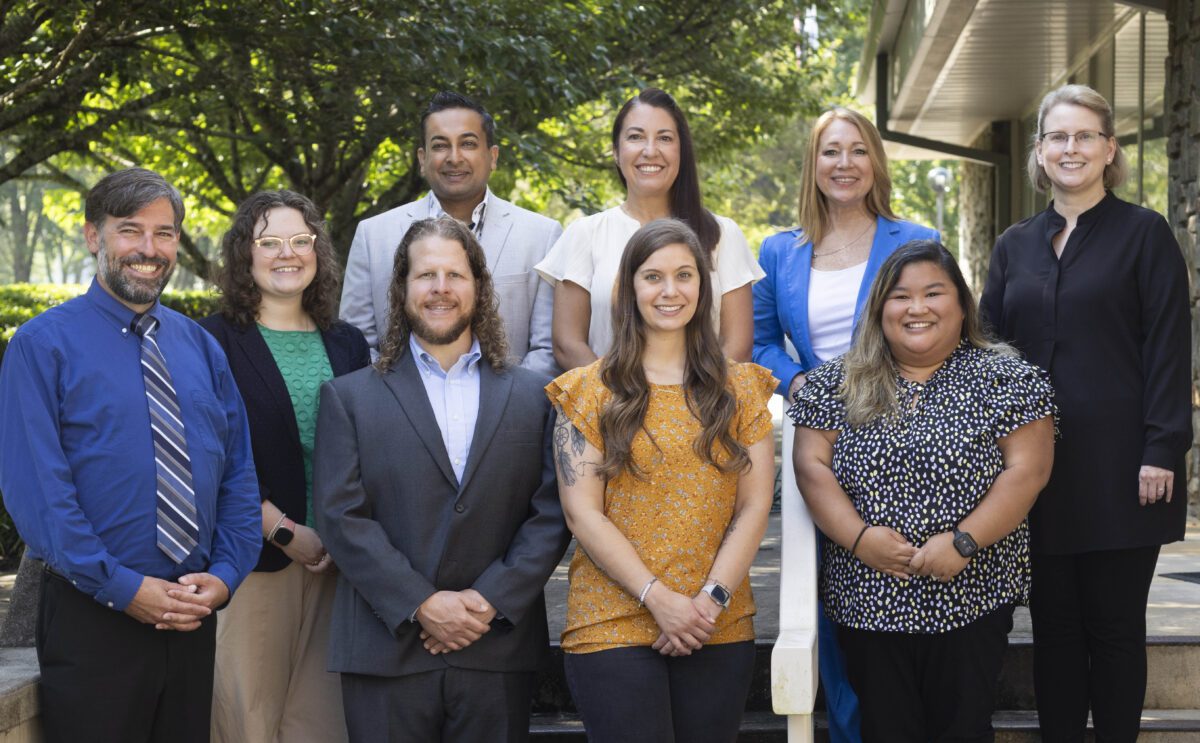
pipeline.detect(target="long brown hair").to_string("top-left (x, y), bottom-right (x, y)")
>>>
top-left (796, 107), bottom-right (895, 248)
top-left (842, 240), bottom-right (1013, 426)
top-left (375, 217), bottom-right (509, 372)
top-left (611, 88), bottom-right (721, 255)
top-left (597, 218), bottom-right (748, 480)
top-left (216, 190), bottom-right (341, 329)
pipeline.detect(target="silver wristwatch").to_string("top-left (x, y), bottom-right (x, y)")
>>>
top-left (700, 582), bottom-right (731, 609)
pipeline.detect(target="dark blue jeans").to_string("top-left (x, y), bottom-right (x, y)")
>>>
top-left (563, 640), bottom-right (756, 743)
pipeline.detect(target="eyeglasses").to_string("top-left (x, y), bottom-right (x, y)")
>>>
top-left (253, 234), bottom-right (317, 256)
top-left (1040, 130), bottom-right (1109, 148)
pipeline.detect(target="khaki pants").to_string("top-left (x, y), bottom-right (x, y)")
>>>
top-left (211, 561), bottom-right (347, 743)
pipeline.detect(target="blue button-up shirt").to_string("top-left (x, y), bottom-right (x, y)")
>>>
top-left (409, 334), bottom-right (482, 484)
top-left (0, 280), bottom-right (261, 611)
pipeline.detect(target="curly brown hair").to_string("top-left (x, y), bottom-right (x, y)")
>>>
top-left (375, 217), bottom-right (509, 372)
top-left (597, 218), bottom-right (748, 481)
top-left (215, 190), bottom-right (341, 329)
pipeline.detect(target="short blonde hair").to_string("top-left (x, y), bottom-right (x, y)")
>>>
top-left (797, 107), bottom-right (896, 248)
top-left (1027, 84), bottom-right (1129, 193)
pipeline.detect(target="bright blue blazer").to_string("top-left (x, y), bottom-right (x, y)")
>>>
top-left (752, 215), bottom-right (939, 396)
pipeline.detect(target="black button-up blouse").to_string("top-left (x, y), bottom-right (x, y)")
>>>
top-left (787, 344), bottom-right (1056, 633)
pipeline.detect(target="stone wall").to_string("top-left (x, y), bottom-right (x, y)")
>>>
top-left (957, 129), bottom-right (995, 298)
top-left (1166, 0), bottom-right (1200, 517)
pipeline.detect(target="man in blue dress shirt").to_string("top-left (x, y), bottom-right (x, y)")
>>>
top-left (0, 168), bottom-right (261, 743)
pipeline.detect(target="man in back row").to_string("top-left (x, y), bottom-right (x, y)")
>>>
top-left (340, 91), bottom-right (562, 378)
top-left (0, 168), bottom-right (261, 742)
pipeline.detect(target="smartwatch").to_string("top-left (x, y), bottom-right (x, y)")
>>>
top-left (700, 582), bottom-right (732, 609)
top-left (271, 516), bottom-right (296, 547)
top-left (952, 526), bottom-right (978, 558)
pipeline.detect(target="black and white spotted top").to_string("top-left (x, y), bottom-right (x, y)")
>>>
top-left (786, 343), bottom-right (1056, 634)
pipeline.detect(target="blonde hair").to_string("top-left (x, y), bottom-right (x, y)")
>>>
top-left (797, 107), bottom-right (896, 248)
top-left (842, 240), bottom-right (1014, 426)
top-left (1027, 84), bottom-right (1129, 193)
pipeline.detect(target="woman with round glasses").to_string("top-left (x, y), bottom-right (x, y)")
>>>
top-left (201, 190), bottom-right (369, 742)
top-left (980, 84), bottom-right (1191, 741)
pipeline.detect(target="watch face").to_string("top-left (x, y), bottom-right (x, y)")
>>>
top-left (953, 530), bottom-right (977, 557)
top-left (708, 584), bottom-right (731, 607)
top-left (274, 527), bottom-right (295, 546)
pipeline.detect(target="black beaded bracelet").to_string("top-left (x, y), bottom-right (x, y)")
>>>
top-left (850, 524), bottom-right (871, 556)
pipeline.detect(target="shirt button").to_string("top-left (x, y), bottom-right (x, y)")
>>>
top-left (453, 458), bottom-right (461, 465)
top-left (454, 504), bottom-right (465, 513)
top-left (121, 328), bottom-right (128, 335)
top-left (452, 415), bottom-right (459, 420)
top-left (107, 602), bottom-right (113, 608)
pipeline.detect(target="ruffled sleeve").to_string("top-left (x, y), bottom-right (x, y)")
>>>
top-left (785, 357), bottom-right (847, 431)
top-left (713, 216), bottom-right (766, 293)
top-left (535, 215), bottom-right (596, 288)
top-left (544, 361), bottom-right (607, 452)
top-left (730, 362), bottom-right (778, 447)
top-left (982, 353), bottom-right (1058, 439)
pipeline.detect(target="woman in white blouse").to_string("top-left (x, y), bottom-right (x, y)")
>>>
top-left (536, 88), bottom-right (763, 369)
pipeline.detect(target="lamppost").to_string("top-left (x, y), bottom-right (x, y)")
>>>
top-left (927, 166), bottom-right (952, 235)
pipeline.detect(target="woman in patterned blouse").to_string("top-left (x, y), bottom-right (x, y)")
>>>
top-left (547, 219), bottom-right (776, 743)
top-left (789, 240), bottom-right (1056, 743)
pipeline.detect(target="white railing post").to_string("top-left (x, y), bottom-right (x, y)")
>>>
top-left (771, 419), bottom-right (819, 742)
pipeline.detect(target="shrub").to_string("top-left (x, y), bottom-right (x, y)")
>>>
top-left (0, 283), bottom-right (220, 569)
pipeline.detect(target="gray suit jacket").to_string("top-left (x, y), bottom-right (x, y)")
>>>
top-left (339, 191), bottom-right (562, 379)
top-left (313, 349), bottom-right (569, 677)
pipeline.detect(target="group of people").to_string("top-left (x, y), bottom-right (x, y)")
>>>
top-left (0, 81), bottom-right (1188, 743)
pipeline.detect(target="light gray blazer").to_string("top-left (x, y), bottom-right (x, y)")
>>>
top-left (313, 350), bottom-right (569, 677)
top-left (339, 191), bottom-right (562, 379)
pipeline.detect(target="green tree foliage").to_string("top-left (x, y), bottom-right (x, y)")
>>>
top-left (2, 0), bottom-right (854, 278)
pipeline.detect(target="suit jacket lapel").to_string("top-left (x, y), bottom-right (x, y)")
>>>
top-left (233, 323), bottom-right (302, 449)
top-left (479, 193), bottom-right (514, 272)
top-left (321, 326), bottom-right (352, 377)
top-left (458, 362), bottom-right (513, 493)
top-left (380, 349), bottom-right (459, 488)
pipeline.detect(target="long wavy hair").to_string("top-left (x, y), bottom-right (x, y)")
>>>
top-left (841, 240), bottom-right (1014, 426)
top-left (375, 217), bottom-right (509, 372)
top-left (611, 88), bottom-right (721, 255)
top-left (1027, 83), bottom-right (1128, 193)
top-left (216, 190), bottom-right (340, 329)
top-left (597, 219), bottom-right (748, 480)
top-left (796, 107), bottom-right (896, 248)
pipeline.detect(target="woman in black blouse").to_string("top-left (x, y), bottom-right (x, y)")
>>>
top-left (791, 241), bottom-right (1055, 742)
top-left (980, 84), bottom-right (1191, 742)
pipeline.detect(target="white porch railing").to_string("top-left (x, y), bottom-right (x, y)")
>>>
top-left (770, 419), bottom-right (819, 742)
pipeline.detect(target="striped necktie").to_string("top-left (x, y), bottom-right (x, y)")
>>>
top-left (134, 314), bottom-right (198, 563)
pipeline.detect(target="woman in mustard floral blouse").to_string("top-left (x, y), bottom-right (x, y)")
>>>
top-left (546, 218), bottom-right (776, 743)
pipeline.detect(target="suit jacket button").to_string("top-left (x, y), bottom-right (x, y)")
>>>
top-left (454, 504), bottom-right (465, 513)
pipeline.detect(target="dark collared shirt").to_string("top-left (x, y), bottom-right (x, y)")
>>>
top-left (0, 280), bottom-right (261, 611)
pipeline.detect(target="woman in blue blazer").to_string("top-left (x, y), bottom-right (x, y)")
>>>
top-left (752, 107), bottom-right (937, 743)
top-left (201, 191), bottom-right (369, 743)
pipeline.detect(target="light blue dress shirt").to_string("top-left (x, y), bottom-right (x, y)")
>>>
top-left (408, 334), bottom-right (482, 484)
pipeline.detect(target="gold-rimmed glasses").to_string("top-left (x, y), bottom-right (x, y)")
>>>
top-left (1040, 130), bottom-right (1109, 149)
top-left (253, 233), bottom-right (317, 256)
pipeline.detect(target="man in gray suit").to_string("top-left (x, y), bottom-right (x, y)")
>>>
top-left (315, 216), bottom-right (570, 743)
top-left (340, 91), bottom-right (561, 378)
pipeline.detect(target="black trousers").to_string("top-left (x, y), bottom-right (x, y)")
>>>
top-left (838, 606), bottom-right (1014, 743)
top-left (341, 667), bottom-right (533, 743)
top-left (37, 570), bottom-right (217, 743)
top-left (562, 640), bottom-right (756, 743)
top-left (1030, 545), bottom-right (1160, 743)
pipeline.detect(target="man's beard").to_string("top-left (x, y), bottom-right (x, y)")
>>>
top-left (407, 312), bottom-right (472, 347)
top-left (96, 236), bottom-right (174, 306)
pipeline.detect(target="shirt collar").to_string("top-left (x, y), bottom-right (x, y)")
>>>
top-left (85, 277), bottom-right (160, 334)
top-left (426, 188), bottom-right (491, 236)
top-left (408, 333), bottom-right (482, 377)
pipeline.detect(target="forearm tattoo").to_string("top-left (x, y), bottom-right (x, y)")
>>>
top-left (553, 407), bottom-right (595, 487)
top-left (720, 514), bottom-right (742, 547)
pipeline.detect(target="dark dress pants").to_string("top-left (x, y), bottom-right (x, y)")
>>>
top-left (838, 606), bottom-right (1014, 743)
top-left (562, 640), bottom-right (756, 743)
top-left (341, 666), bottom-right (533, 743)
top-left (37, 570), bottom-right (217, 743)
top-left (1031, 545), bottom-right (1160, 743)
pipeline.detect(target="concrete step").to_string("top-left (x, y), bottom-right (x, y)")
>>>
top-left (534, 636), bottom-right (1200, 715)
top-left (531, 710), bottom-right (1200, 742)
